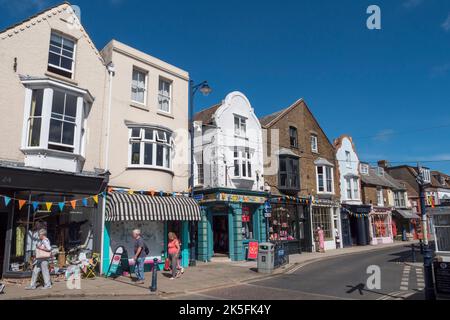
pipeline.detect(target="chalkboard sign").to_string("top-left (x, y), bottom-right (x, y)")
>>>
top-left (434, 261), bottom-right (450, 295)
top-left (106, 246), bottom-right (131, 278)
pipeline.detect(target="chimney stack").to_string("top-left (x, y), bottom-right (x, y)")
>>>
top-left (378, 160), bottom-right (389, 169)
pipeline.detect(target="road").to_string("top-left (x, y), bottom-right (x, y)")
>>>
top-left (172, 246), bottom-right (426, 301)
top-left (42, 246), bottom-right (426, 300)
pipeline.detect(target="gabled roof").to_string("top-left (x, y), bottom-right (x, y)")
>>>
top-left (0, 2), bottom-right (105, 65)
top-left (193, 104), bottom-right (222, 125)
top-left (361, 167), bottom-right (407, 190)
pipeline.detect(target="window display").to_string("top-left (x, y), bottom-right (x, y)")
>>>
top-left (371, 214), bottom-right (391, 238)
top-left (312, 207), bottom-right (333, 240)
top-left (242, 206), bottom-right (254, 240)
top-left (269, 204), bottom-right (299, 241)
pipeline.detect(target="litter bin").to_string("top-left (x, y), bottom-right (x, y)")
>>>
top-left (257, 243), bottom-right (275, 274)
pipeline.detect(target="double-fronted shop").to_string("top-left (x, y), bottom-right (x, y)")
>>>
top-left (0, 162), bottom-right (108, 278)
top-left (103, 191), bottom-right (201, 273)
top-left (195, 188), bottom-right (268, 262)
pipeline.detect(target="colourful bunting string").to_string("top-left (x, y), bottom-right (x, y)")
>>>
top-left (18, 200), bottom-right (27, 210)
top-left (70, 200), bottom-right (77, 210)
top-left (32, 202), bottom-right (39, 211)
top-left (45, 202), bottom-right (53, 211)
top-left (4, 196), bottom-right (11, 207)
top-left (82, 198), bottom-right (88, 207)
top-left (58, 202), bottom-right (65, 212)
top-left (93, 195), bottom-right (99, 204)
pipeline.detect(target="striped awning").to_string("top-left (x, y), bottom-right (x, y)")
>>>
top-left (105, 192), bottom-right (201, 222)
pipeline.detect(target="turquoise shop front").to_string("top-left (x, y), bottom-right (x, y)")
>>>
top-left (102, 191), bottom-right (201, 274)
top-left (195, 188), bottom-right (269, 262)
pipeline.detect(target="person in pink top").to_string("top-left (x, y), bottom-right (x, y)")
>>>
top-left (167, 232), bottom-right (181, 280)
top-left (317, 226), bottom-right (325, 253)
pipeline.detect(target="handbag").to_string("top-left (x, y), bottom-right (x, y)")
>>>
top-left (36, 248), bottom-right (51, 259)
top-left (164, 258), bottom-right (171, 271)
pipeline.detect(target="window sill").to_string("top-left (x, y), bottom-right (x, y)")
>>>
top-left (234, 135), bottom-right (249, 141)
top-left (127, 166), bottom-right (174, 175)
top-left (130, 102), bottom-right (150, 112)
top-left (21, 147), bottom-right (84, 160)
top-left (157, 111), bottom-right (175, 119)
top-left (45, 72), bottom-right (78, 86)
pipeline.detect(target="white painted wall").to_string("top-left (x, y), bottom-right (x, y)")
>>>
top-left (194, 92), bottom-right (265, 192)
top-left (336, 137), bottom-right (362, 205)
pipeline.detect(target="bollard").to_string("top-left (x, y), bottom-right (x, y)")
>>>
top-left (423, 246), bottom-right (436, 300)
top-left (150, 258), bottom-right (158, 293)
top-left (411, 244), bottom-right (416, 263)
top-left (419, 239), bottom-right (424, 255)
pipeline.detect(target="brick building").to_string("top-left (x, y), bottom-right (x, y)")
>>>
top-left (260, 99), bottom-right (340, 253)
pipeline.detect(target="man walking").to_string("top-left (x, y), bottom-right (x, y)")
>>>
top-left (26, 229), bottom-right (52, 290)
top-left (132, 229), bottom-right (147, 285)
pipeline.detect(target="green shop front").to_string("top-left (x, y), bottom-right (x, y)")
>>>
top-left (195, 188), bottom-right (268, 262)
top-left (103, 191), bottom-right (201, 274)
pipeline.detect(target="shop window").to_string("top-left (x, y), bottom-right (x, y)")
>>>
top-left (312, 207), bottom-right (333, 240)
top-left (242, 206), bottom-right (254, 240)
top-left (279, 156), bottom-right (300, 190)
top-left (269, 204), bottom-right (300, 241)
top-left (371, 214), bottom-right (391, 238)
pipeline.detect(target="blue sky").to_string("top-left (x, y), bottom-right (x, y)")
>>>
top-left (1, 0), bottom-right (450, 172)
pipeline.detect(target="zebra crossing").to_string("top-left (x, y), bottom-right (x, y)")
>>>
top-left (378, 264), bottom-right (425, 300)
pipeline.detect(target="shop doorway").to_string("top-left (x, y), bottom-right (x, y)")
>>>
top-left (213, 215), bottom-right (229, 256)
top-left (0, 213), bottom-right (8, 277)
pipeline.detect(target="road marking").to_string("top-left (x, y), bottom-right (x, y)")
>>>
top-left (400, 266), bottom-right (411, 291)
top-left (415, 267), bottom-right (425, 290)
top-left (285, 264), bottom-right (304, 275)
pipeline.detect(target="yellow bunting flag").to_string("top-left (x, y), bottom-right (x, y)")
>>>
top-left (93, 195), bottom-right (99, 204)
top-left (128, 190), bottom-right (134, 195)
top-left (70, 200), bottom-right (77, 210)
top-left (46, 202), bottom-right (53, 211)
top-left (18, 200), bottom-right (27, 210)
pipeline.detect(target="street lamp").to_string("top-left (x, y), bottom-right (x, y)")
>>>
top-left (189, 80), bottom-right (212, 267)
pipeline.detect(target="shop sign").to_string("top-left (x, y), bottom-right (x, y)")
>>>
top-left (106, 246), bottom-right (130, 278)
top-left (248, 242), bottom-right (259, 260)
top-left (434, 262), bottom-right (450, 295)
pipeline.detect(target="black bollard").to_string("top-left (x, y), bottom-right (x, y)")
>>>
top-left (423, 246), bottom-right (436, 300)
top-left (150, 258), bottom-right (158, 293)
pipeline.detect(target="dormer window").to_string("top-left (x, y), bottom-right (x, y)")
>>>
top-left (360, 164), bottom-right (369, 175)
top-left (377, 167), bottom-right (384, 176)
top-left (48, 32), bottom-right (76, 79)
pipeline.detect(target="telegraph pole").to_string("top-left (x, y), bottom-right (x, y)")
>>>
top-left (417, 163), bottom-right (436, 300)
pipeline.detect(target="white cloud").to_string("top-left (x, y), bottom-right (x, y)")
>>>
top-left (372, 129), bottom-right (395, 142)
top-left (442, 13), bottom-right (450, 32)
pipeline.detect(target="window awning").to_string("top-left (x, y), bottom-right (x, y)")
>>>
top-left (105, 192), bottom-right (201, 222)
top-left (394, 210), bottom-right (420, 220)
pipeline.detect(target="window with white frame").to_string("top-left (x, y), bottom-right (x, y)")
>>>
top-left (233, 146), bottom-right (252, 178)
top-left (311, 135), bottom-right (318, 153)
top-left (345, 151), bottom-right (351, 168)
top-left (234, 116), bottom-right (247, 137)
top-left (346, 177), bottom-right (352, 199)
top-left (377, 188), bottom-right (384, 206)
top-left (353, 178), bottom-right (360, 199)
top-left (23, 84), bottom-right (88, 155)
top-left (394, 191), bottom-right (406, 208)
top-left (129, 127), bottom-right (173, 170)
top-left (317, 165), bottom-right (333, 193)
top-left (345, 177), bottom-right (360, 200)
top-left (360, 163), bottom-right (369, 175)
top-left (131, 68), bottom-right (147, 104)
top-left (48, 32), bottom-right (76, 79)
top-left (420, 168), bottom-right (431, 184)
top-left (158, 78), bottom-right (172, 113)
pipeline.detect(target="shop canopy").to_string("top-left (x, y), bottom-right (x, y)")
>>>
top-left (393, 210), bottom-right (420, 220)
top-left (105, 192), bottom-right (201, 222)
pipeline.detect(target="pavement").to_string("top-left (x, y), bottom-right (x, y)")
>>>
top-left (0, 241), bottom-right (421, 300)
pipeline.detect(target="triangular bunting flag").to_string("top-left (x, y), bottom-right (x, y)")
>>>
top-left (150, 190), bottom-right (155, 197)
top-left (108, 187), bottom-right (114, 193)
top-left (58, 202), bottom-right (65, 212)
top-left (70, 200), bottom-right (77, 210)
top-left (32, 202), bottom-right (39, 211)
top-left (45, 202), bottom-right (53, 211)
top-left (82, 198), bottom-right (88, 207)
top-left (128, 190), bottom-right (134, 195)
top-left (4, 196), bottom-right (11, 207)
top-left (93, 195), bottom-right (99, 204)
top-left (18, 200), bottom-right (27, 210)
top-left (160, 191), bottom-right (164, 197)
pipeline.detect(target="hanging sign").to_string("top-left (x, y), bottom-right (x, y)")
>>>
top-left (106, 246), bottom-right (131, 278)
top-left (248, 242), bottom-right (259, 260)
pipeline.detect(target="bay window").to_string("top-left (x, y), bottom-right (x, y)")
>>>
top-left (128, 127), bottom-right (173, 170)
top-left (279, 156), bottom-right (300, 190)
top-left (22, 79), bottom-right (91, 157)
top-left (317, 165), bottom-right (334, 194)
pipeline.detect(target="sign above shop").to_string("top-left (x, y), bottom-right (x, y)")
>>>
top-left (200, 193), bottom-right (266, 204)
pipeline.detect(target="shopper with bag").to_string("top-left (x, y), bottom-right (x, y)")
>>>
top-left (167, 232), bottom-right (181, 280)
top-left (26, 229), bottom-right (52, 290)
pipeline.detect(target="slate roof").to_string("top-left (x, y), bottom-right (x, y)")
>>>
top-left (361, 167), bottom-right (407, 190)
top-left (193, 104), bottom-right (222, 125)
top-left (259, 108), bottom-right (289, 127)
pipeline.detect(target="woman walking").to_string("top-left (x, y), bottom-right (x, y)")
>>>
top-left (26, 229), bottom-right (52, 290)
top-left (167, 232), bottom-right (181, 280)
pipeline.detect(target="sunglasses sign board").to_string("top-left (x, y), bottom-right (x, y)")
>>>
top-left (106, 246), bottom-right (131, 278)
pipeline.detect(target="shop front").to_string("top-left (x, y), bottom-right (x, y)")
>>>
top-left (269, 197), bottom-right (312, 254)
top-left (0, 164), bottom-right (108, 278)
top-left (311, 199), bottom-right (341, 252)
top-left (341, 204), bottom-right (371, 247)
top-left (392, 209), bottom-right (420, 241)
top-left (103, 191), bottom-right (201, 274)
top-left (369, 207), bottom-right (394, 245)
top-left (195, 189), bottom-right (268, 262)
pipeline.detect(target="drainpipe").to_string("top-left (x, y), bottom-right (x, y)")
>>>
top-left (100, 62), bottom-right (115, 274)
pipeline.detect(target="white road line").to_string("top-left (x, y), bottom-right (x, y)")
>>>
top-left (400, 265), bottom-right (411, 291)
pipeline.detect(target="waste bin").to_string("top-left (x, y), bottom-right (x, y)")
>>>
top-left (257, 243), bottom-right (275, 274)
